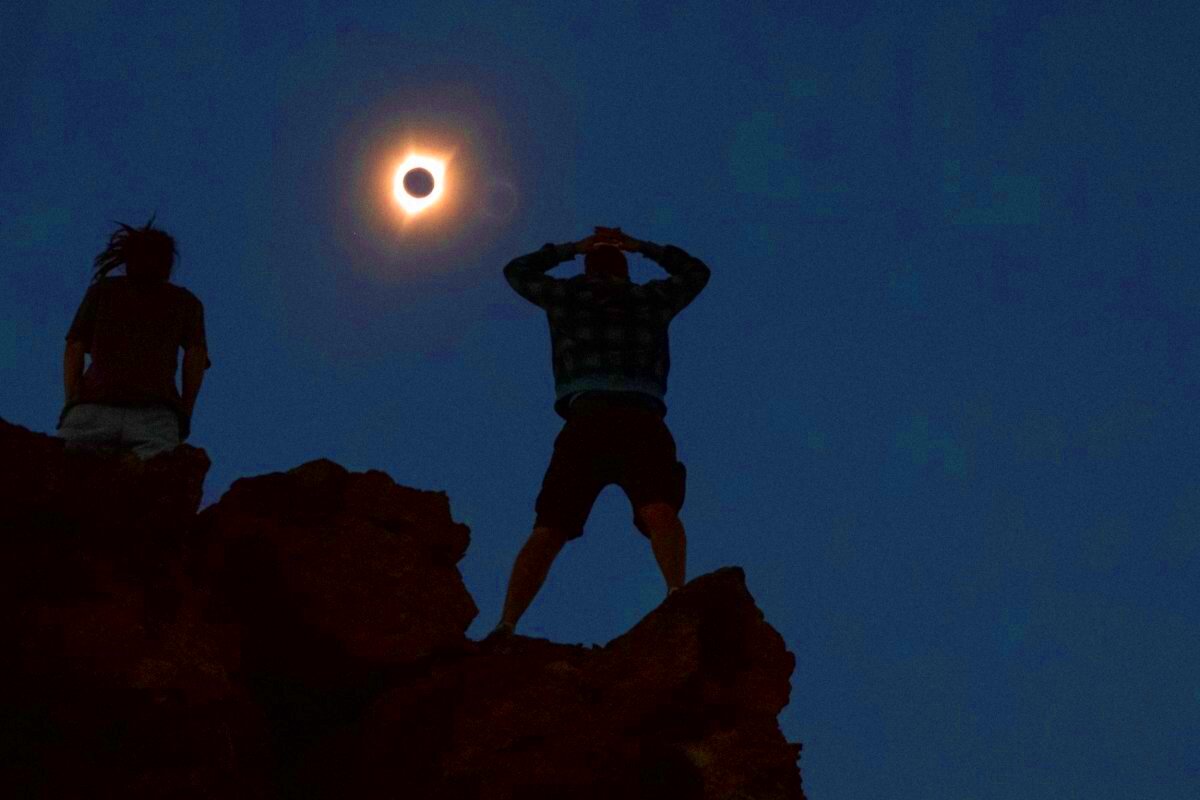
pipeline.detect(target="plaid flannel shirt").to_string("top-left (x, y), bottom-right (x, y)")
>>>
top-left (503, 240), bottom-right (711, 420)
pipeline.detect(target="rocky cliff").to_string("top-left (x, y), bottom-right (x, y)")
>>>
top-left (0, 417), bottom-right (805, 799)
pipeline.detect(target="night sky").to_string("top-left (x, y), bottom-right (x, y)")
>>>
top-left (3, 3), bottom-right (1198, 797)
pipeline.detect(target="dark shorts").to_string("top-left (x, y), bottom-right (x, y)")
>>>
top-left (534, 400), bottom-right (687, 542)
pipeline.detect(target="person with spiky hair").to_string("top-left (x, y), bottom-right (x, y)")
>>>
top-left (58, 216), bottom-right (209, 459)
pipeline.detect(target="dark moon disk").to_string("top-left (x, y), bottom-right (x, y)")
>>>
top-left (403, 167), bottom-right (435, 198)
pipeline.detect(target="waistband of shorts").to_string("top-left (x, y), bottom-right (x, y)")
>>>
top-left (568, 390), bottom-right (665, 417)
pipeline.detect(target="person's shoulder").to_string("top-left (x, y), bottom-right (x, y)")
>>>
top-left (166, 282), bottom-right (203, 307)
top-left (84, 274), bottom-right (124, 298)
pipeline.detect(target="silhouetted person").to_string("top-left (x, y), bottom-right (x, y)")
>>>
top-left (58, 217), bottom-right (209, 459)
top-left (487, 227), bottom-right (710, 640)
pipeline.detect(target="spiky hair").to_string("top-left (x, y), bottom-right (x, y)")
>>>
top-left (92, 214), bottom-right (178, 283)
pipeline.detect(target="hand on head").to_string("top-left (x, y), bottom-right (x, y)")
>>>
top-left (575, 227), bottom-right (642, 254)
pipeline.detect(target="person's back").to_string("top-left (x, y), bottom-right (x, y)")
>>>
top-left (72, 276), bottom-right (203, 410)
top-left (504, 233), bottom-right (710, 421)
top-left (59, 218), bottom-right (209, 459)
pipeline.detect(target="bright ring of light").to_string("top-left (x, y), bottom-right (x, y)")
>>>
top-left (393, 154), bottom-right (446, 215)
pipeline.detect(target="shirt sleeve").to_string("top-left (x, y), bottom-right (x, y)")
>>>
top-left (65, 284), bottom-right (100, 349)
top-left (637, 242), bottom-right (712, 316)
top-left (502, 242), bottom-right (576, 309)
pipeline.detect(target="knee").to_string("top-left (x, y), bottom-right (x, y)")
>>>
top-left (530, 525), bottom-right (567, 552)
top-left (635, 501), bottom-right (680, 531)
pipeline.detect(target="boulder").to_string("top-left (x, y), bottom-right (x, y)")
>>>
top-left (0, 417), bottom-right (805, 798)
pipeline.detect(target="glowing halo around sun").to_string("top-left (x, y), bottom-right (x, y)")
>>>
top-left (393, 154), bottom-right (447, 215)
top-left (332, 90), bottom-right (520, 286)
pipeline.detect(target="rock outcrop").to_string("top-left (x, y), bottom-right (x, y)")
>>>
top-left (0, 417), bottom-right (805, 799)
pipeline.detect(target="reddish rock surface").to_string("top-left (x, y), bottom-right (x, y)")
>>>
top-left (195, 457), bottom-right (477, 677)
top-left (330, 567), bottom-right (803, 800)
top-left (0, 417), bottom-right (805, 798)
top-left (0, 418), bottom-right (272, 797)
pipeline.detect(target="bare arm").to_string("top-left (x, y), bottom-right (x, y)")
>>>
top-left (181, 345), bottom-right (207, 416)
top-left (63, 340), bottom-right (85, 406)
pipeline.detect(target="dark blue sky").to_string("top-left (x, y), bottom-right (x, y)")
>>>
top-left (3, 3), bottom-right (1198, 797)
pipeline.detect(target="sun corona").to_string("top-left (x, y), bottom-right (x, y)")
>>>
top-left (393, 154), bottom-right (446, 215)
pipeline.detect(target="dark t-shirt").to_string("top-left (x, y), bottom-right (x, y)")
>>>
top-left (65, 276), bottom-right (208, 420)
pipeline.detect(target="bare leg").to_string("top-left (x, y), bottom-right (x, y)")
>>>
top-left (500, 526), bottom-right (566, 629)
top-left (638, 503), bottom-right (687, 593)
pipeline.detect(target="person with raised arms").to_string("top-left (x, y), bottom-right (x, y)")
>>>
top-left (487, 226), bottom-right (711, 641)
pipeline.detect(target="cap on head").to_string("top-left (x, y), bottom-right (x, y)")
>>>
top-left (584, 244), bottom-right (629, 281)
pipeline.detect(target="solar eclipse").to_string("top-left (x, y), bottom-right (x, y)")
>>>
top-left (330, 77), bottom-right (520, 285)
top-left (393, 154), bottom-right (446, 215)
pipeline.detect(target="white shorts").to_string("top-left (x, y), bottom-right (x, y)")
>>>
top-left (58, 403), bottom-right (181, 460)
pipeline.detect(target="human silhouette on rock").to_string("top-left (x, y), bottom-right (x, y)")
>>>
top-left (486, 227), bottom-right (710, 642)
top-left (58, 217), bottom-right (210, 460)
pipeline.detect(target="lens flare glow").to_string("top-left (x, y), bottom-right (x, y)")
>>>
top-left (393, 154), bottom-right (447, 215)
